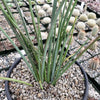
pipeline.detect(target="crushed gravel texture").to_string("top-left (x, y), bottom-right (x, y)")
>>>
top-left (9, 59), bottom-right (85, 100)
top-left (0, 52), bottom-right (100, 100)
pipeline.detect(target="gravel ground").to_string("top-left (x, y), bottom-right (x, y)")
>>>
top-left (9, 59), bottom-right (85, 100)
top-left (0, 51), bottom-right (100, 100)
top-left (0, 0), bottom-right (100, 99)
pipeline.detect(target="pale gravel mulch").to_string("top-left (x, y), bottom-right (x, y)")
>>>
top-left (0, 52), bottom-right (100, 100)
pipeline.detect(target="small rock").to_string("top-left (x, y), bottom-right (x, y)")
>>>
top-left (37, 92), bottom-right (44, 98)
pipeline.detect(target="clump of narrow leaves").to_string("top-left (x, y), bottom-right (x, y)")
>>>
top-left (0, 0), bottom-right (100, 89)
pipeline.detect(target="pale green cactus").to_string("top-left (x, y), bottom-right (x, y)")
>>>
top-left (79, 14), bottom-right (88, 22)
top-left (89, 57), bottom-right (99, 70)
top-left (78, 30), bottom-right (86, 40)
top-left (96, 18), bottom-right (100, 26)
top-left (77, 22), bottom-right (85, 30)
top-left (89, 41), bottom-right (98, 51)
top-left (88, 12), bottom-right (96, 19)
top-left (87, 19), bottom-right (96, 27)
top-left (92, 25), bottom-right (99, 36)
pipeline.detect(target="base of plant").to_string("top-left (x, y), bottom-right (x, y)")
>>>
top-left (5, 58), bottom-right (88, 100)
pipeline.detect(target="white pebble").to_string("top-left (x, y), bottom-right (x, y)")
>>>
top-left (41, 17), bottom-right (51, 24)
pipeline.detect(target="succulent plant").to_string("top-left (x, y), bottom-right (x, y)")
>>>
top-left (72, 8), bottom-right (80, 16)
top-left (96, 18), bottom-right (100, 26)
top-left (47, 7), bottom-right (52, 15)
top-left (89, 41), bottom-right (98, 51)
top-left (87, 19), bottom-right (96, 27)
top-left (89, 57), bottom-right (99, 70)
top-left (38, 9), bottom-right (46, 17)
top-left (66, 25), bottom-right (72, 33)
top-left (43, 4), bottom-right (50, 10)
top-left (92, 25), bottom-right (99, 36)
top-left (77, 22), bottom-right (85, 30)
top-left (31, 1), bottom-right (36, 5)
top-left (69, 16), bottom-right (75, 24)
top-left (1, 0), bottom-right (100, 91)
top-left (46, 0), bottom-right (52, 3)
top-left (34, 5), bottom-right (41, 11)
top-left (88, 12), bottom-right (96, 19)
top-left (78, 30), bottom-right (86, 40)
top-left (41, 17), bottom-right (51, 24)
top-left (79, 14), bottom-right (88, 21)
top-left (36, 0), bottom-right (45, 4)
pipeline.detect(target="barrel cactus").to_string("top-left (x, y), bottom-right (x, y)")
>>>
top-left (87, 19), bottom-right (96, 27)
top-left (89, 57), bottom-right (99, 70)
top-left (89, 41), bottom-right (98, 51)
top-left (88, 12), bottom-right (96, 19)
top-left (79, 13), bottom-right (88, 21)
top-left (78, 30), bottom-right (86, 40)
top-left (92, 25), bottom-right (99, 36)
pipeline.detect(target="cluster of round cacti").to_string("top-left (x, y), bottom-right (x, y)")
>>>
top-left (32, 0), bottom-right (53, 26)
top-left (89, 57), bottom-right (99, 70)
top-left (73, 6), bottom-right (100, 40)
top-left (77, 12), bottom-right (97, 29)
top-left (30, 0), bottom-right (100, 44)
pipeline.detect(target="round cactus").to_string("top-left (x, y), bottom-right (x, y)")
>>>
top-left (43, 4), bottom-right (50, 10)
top-left (77, 22), bottom-right (85, 30)
top-left (92, 25), bottom-right (99, 36)
top-left (96, 18), bottom-right (100, 26)
top-left (88, 12), bottom-right (96, 19)
top-left (36, 0), bottom-right (45, 4)
top-left (38, 9), bottom-right (46, 17)
top-left (66, 25), bottom-right (72, 33)
top-left (69, 16), bottom-right (75, 24)
top-left (34, 5), bottom-right (41, 11)
top-left (41, 17), bottom-right (51, 25)
top-left (87, 19), bottom-right (96, 27)
top-left (79, 14), bottom-right (88, 21)
top-left (72, 9), bottom-right (80, 16)
top-left (78, 30), bottom-right (86, 40)
top-left (47, 7), bottom-right (52, 16)
top-left (89, 41), bottom-right (98, 51)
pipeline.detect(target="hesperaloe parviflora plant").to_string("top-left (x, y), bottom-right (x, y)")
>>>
top-left (0, 0), bottom-right (100, 89)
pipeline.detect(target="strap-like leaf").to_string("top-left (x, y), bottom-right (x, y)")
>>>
top-left (0, 27), bottom-right (38, 81)
top-left (0, 77), bottom-right (33, 86)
